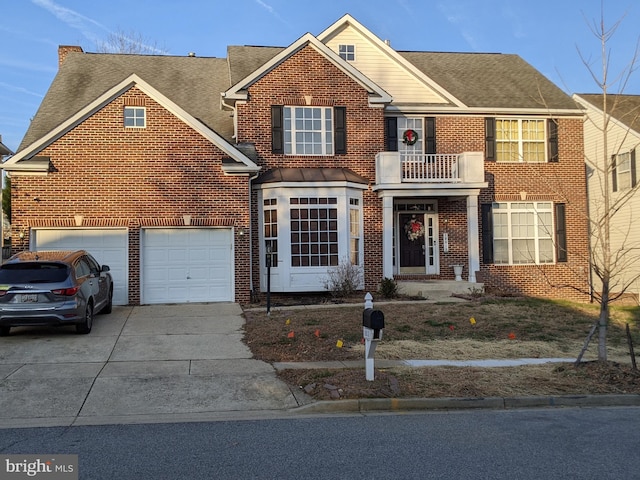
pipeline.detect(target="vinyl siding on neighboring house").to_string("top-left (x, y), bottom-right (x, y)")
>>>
top-left (577, 94), bottom-right (640, 299)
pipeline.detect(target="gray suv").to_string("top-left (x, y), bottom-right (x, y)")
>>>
top-left (0, 250), bottom-right (113, 336)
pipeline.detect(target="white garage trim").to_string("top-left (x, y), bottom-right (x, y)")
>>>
top-left (32, 227), bottom-right (129, 305)
top-left (141, 227), bottom-right (234, 304)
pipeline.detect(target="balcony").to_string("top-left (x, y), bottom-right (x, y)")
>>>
top-left (375, 151), bottom-right (486, 190)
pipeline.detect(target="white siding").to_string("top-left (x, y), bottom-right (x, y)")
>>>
top-left (581, 98), bottom-right (640, 299)
top-left (325, 25), bottom-right (448, 105)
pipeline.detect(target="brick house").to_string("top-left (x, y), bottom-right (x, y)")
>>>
top-left (2, 15), bottom-right (590, 305)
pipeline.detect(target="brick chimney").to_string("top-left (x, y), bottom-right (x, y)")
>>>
top-left (58, 45), bottom-right (83, 68)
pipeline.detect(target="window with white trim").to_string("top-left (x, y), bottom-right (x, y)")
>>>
top-left (349, 198), bottom-right (360, 265)
top-left (263, 198), bottom-right (278, 265)
top-left (614, 151), bottom-right (632, 191)
top-left (284, 107), bottom-right (333, 155)
top-left (397, 117), bottom-right (423, 154)
top-left (124, 106), bottom-right (146, 128)
top-left (495, 119), bottom-right (546, 162)
top-left (290, 197), bottom-right (338, 267)
top-left (493, 202), bottom-right (554, 264)
top-left (338, 44), bottom-right (355, 61)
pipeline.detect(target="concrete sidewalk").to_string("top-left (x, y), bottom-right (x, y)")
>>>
top-left (0, 304), bottom-right (299, 428)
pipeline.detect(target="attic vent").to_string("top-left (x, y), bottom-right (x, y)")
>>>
top-left (188, 52), bottom-right (196, 57)
top-left (384, 39), bottom-right (391, 47)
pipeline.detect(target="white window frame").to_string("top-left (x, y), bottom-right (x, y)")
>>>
top-left (284, 106), bottom-right (333, 156)
top-left (349, 198), bottom-right (360, 266)
top-left (258, 186), bottom-right (365, 292)
top-left (493, 202), bottom-right (555, 265)
top-left (495, 118), bottom-right (546, 162)
top-left (124, 106), bottom-right (146, 128)
top-left (338, 44), bottom-right (356, 61)
top-left (615, 151), bottom-right (632, 191)
top-left (397, 117), bottom-right (423, 154)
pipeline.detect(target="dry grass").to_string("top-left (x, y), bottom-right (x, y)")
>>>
top-left (243, 295), bottom-right (640, 401)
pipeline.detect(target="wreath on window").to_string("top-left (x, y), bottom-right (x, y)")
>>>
top-left (402, 129), bottom-right (418, 146)
top-left (404, 217), bottom-right (425, 241)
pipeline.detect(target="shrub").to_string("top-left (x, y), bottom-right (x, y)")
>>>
top-left (378, 277), bottom-right (398, 298)
top-left (323, 259), bottom-right (363, 298)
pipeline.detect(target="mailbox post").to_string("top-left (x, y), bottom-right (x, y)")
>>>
top-left (363, 304), bottom-right (384, 381)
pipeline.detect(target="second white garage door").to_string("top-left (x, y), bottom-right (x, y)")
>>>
top-left (141, 228), bottom-right (233, 304)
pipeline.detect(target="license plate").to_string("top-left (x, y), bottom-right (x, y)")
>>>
top-left (20, 294), bottom-right (38, 303)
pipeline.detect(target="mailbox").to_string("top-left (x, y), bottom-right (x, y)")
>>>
top-left (362, 304), bottom-right (384, 380)
top-left (363, 308), bottom-right (384, 330)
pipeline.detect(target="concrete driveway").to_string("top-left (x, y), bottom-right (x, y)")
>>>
top-left (0, 304), bottom-right (299, 428)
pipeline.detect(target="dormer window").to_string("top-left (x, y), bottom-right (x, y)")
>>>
top-left (124, 106), bottom-right (146, 128)
top-left (338, 44), bottom-right (355, 61)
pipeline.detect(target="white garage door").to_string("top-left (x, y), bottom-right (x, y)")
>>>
top-left (32, 228), bottom-right (129, 305)
top-left (141, 228), bottom-right (233, 304)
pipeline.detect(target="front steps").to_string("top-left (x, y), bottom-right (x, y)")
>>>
top-left (396, 280), bottom-right (483, 300)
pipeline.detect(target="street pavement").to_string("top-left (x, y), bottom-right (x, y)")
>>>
top-left (1, 302), bottom-right (639, 429)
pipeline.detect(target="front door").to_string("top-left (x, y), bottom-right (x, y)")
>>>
top-left (398, 213), bottom-right (438, 274)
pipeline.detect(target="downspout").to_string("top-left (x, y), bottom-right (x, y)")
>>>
top-left (248, 171), bottom-right (258, 298)
top-left (223, 93), bottom-right (259, 300)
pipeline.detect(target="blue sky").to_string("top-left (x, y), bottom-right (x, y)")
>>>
top-left (1, 0), bottom-right (639, 153)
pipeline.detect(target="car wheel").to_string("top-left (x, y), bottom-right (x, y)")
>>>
top-left (102, 286), bottom-right (113, 314)
top-left (76, 302), bottom-right (93, 334)
top-left (0, 326), bottom-right (10, 337)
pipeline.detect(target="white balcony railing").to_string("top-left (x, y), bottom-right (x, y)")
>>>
top-left (402, 153), bottom-right (459, 182)
top-left (375, 151), bottom-right (485, 186)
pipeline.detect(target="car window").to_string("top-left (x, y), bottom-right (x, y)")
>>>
top-left (74, 259), bottom-right (91, 278)
top-left (0, 263), bottom-right (69, 283)
top-left (84, 255), bottom-right (100, 275)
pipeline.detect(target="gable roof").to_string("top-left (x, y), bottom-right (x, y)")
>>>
top-left (575, 93), bottom-right (640, 133)
top-left (223, 33), bottom-right (392, 105)
top-left (9, 51), bottom-right (259, 174)
top-left (19, 52), bottom-right (236, 151)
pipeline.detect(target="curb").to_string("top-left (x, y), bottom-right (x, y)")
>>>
top-left (290, 394), bottom-right (640, 414)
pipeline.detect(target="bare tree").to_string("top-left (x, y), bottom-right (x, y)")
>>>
top-left (574, 6), bottom-right (640, 363)
top-left (95, 28), bottom-right (166, 55)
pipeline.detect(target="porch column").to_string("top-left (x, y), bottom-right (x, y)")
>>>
top-left (466, 194), bottom-right (480, 283)
top-left (382, 195), bottom-right (394, 279)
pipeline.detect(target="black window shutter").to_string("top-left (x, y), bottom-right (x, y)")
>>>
top-left (334, 107), bottom-right (346, 154)
top-left (631, 149), bottom-right (637, 187)
top-left (385, 117), bottom-right (398, 152)
top-left (271, 105), bottom-right (284, 154)
top-left (611, 155), bottom-right (618, 192)
top-left (481, 203), bottom-right (494, 264)
top-left (425, 117), bottom-right (436, 154)
top-left (548, 119), bottom-right (559, 162)
top-left (555, 203), bottom-right (567, 263)
top-left (485, 118), bottom-right (496, 161)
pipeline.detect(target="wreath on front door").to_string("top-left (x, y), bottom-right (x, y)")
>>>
top-left (402, 129), bottom-right (418, 146)
top-left (404, 217), bottom-right (425, 241)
